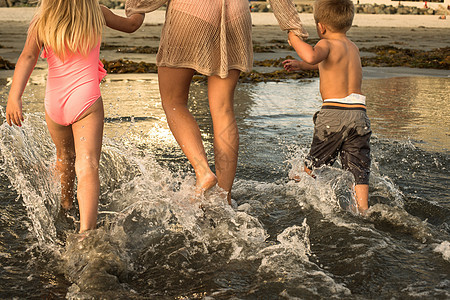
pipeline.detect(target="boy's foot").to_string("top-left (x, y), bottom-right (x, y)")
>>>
top-left (289, 174), bottom-right (302, 182)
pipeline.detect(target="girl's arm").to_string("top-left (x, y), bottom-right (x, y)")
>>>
top-left (288, 31), bottom-right (329, 65)
top-left (6, 29), bottom-right (41, 127)
top-left (101, 5), bottom-right (144, 33)
top-left (283, 59), bottom-right (318, 71)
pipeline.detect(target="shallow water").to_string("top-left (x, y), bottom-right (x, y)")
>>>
top-left (0, 74), bottom-right (449, 299)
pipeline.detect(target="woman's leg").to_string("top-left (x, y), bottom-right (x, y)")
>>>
top-left (158, 66), bottom-right (217, 192)
top-left (71, 98), bottom-right (104, 233)
top-left (45, 114), bottom-right (76, 210)
top-left (207, 70), bottom-right (240, 204)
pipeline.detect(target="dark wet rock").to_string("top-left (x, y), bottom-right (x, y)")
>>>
top-left (100, 46), bottom-right (448, 79)
top-left (239, 69), bottom-right (319, 83)
top-left (101, 59), bottom-right (158, 74)
top-left (253, 42), bottom-right (290, 53)
top-left (0, 56), bottom-right (15, 70)
top-left (360, 46), bottom-right (450, 69)
top-left (191, 70), bottom-right (318, 83)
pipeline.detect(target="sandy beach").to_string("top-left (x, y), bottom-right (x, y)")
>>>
top-left (0, 7), bottom-right (449, 28)
top-left (0, 8), bottom-right (449, 79)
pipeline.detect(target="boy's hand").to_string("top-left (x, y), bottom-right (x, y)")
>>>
top-left (283, 59), bottom-right (302, 72)
top-left (6, 98), bottom-right (24, 127)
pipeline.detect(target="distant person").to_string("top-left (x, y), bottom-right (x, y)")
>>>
top-left (124, 0), bottom-right (308, 204)
top-left (283, 0), bottom-right (371, 214)
top-left (6, 0), bottom-right (144, 233)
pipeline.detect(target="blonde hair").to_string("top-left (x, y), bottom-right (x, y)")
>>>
top-left (313, 0), bottom-right (354, 32)
top-left (30, 0), bottom-right (104, 60)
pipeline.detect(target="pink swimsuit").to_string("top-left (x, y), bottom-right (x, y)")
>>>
top-left (41, 43), bottom-right (106, 126)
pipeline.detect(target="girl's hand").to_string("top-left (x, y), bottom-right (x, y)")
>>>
top-left (6, 98), bottom-right (24, 127)
top-left (282, 59), bottom-right (302, 72)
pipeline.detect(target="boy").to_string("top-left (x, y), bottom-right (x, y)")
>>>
top-left (283, 0), bottom-right (371, 214)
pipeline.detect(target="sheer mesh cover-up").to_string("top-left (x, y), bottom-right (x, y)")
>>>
top-left (125, 0), bottom-right (308, 78)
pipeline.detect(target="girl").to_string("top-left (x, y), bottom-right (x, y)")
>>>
top-left (6, 0), bottom-right (144, 233)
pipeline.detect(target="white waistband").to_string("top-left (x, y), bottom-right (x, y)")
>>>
top-left (323, 93), bottom-right (366, 105)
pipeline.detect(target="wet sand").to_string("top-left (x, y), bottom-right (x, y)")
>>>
top-left (0, 7), bottom-right (449, 79)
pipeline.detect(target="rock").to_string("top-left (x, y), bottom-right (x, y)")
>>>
top-left (386, 6), bottom-right (397, 14)
top-left (374, 7), bottom-right (384, 14)
top-left (426, 8), bottom-right (435, 15)
top-left (398, 7), bottom-right (410, 14)
top-left (0, 56), bottom-right (15, 70)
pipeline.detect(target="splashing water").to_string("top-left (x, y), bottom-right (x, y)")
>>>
top-left (0, 76), bottom-right (449, 298)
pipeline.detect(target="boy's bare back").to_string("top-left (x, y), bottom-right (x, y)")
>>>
top-left (317, 37), bottom-right (362, 100)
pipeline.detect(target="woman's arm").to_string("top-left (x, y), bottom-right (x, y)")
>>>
top-left (101, 5), bottom-right (145, 33)
top-left (6, 29), bottom-right (41, 127)
top-left (268, 0), bottom-right (309, 40)
top-left (125, 0), bottom-right (169, 17)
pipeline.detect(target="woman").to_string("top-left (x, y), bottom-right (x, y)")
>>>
top-left (125, 0), bottom-right (308, 203)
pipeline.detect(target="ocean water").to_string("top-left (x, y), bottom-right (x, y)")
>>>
top-left (0, 74), bottom-right (449, 299)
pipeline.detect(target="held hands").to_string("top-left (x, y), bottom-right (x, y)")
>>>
top-left (282, 59), bottom-right (302, 72)
top-left (6, 98), bottom-right (24, 127)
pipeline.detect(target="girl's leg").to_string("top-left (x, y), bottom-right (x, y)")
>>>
top-left (207, 70), bottom-right (240, 204)
top-left (71, 98), bottom-right (104, 233)
top-left (158, 67), bottom-right (217, 192)
top-left (45, 113), bottom-right (76, 210)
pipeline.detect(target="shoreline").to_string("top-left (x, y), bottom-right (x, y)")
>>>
top-left (0, 8), bottom-right (448, 28)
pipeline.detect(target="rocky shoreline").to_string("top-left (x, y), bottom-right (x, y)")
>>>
top-left (250, 2), bottom-right (448, 15)
top-left (1, 44), bottom-right (448, 81)
top-left (1, 0), bottom-right (448, 15)
top-left (99, 45), bottom-right (449, 82)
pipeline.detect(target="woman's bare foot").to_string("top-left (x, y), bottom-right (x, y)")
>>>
top-left (193, 172), bottom-right (218, 200)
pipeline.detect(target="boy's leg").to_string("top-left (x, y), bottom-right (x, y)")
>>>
top-left (299, 110), bottom-right (341, 180)
top-left (45, 113), bottom-right (76, 210)
top-left (71, 98), bottom-right (104, 233)
top-left (158, 67), bottom-right (217, 193)
top-left (207, 70), bottom-right (240, 204)
top-left (340, 128), bottom-right (371, 215)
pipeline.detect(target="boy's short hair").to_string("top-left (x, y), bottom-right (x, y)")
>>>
top-left (313, 0), bottom-right (355, 32)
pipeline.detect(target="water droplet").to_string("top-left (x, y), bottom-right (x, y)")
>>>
top-left (173, 108), bottom-right (176, 111)
top-left (326, 125), bottom-right (330, 129)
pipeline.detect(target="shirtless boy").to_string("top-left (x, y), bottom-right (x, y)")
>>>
top-left (283, 0), bottom-right (371, 214)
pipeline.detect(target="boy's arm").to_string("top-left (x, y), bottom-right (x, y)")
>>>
top-left (283, 59), bottom-right (319, 71)
top-left (288, 31), bottom-right (329, 65)
top-left (101, 5), bottom-right (144, 33)
top-left (6, 29), bottom-right (41, 127)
